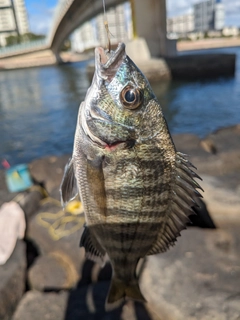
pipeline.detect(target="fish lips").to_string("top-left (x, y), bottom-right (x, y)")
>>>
top-left (95, 43), bottom-right (126, 82)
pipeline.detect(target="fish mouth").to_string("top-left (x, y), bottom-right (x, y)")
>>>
top-left (104, 139), bottom-right (135, 151)
top-left (95, 43), bottom-right (126, 82)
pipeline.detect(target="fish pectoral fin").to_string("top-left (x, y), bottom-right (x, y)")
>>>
top-left (147, 152), bottom-right (203, 255)
top-left (60, 158), bottom-right (78, 207)
top-left (107, 278), bottom-right (145, 304)
top-left (80, 225), bottom-right (106, 266)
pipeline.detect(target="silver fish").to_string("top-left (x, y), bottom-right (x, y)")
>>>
top-left (60, 43), bottom-right (203, 305)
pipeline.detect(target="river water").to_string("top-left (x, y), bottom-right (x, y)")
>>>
top-left (0, 47), bottom-right (240, 166)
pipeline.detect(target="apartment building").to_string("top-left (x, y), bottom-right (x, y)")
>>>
top-left (167, 14), bottom-right (194, 36)
top-left (194, 0), bottom-right (225, 32)
top-left (71, 2), bottom-right (133, 53)
top-left (0, 0), bottom-right (28, 46)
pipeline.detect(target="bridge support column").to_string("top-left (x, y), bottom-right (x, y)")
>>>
top-left (131, 0), bottom-right (176, 57)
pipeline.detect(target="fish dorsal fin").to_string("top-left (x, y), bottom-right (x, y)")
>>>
top-left (60, 158), bottom-right (78, 207)
top-left (147, 152), bottom-right (203, 255)
top-left (80, 225), bottom-right (106, 266)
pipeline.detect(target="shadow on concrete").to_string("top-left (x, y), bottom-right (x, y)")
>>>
top-left (64, 259), bottom-right (155, 320)
top-left (189, 199), bottom-right (216, 229)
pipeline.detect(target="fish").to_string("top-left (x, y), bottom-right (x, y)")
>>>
top-left (60, 42), bottom-right (203, 305)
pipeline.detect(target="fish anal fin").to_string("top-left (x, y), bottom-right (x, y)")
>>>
top-left (107, 277), bottom-right (145, 304)
top-left (60, 158), bottom-right (78, 207)
top-left (147, 152), bottom-right (203, 256)
top-left (80, 225), bottom-right (106, 266)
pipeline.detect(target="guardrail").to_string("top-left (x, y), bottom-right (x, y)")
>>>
top-left (0, 39), bottom-right (48, 58)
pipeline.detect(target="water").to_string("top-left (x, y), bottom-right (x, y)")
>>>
top-left (0, 47), bottom-right (240, 166)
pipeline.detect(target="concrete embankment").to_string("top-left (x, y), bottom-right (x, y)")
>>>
top-left (86, 52), bottom-right (236, 82)
top-left (1, 124), bottom-right (240, 319)
top-left (0, 51), bottom-right (89, 70)
top-left (178, 37), bottom-right (240, 52)
top-left (0, 40), bottom-right (237, 81)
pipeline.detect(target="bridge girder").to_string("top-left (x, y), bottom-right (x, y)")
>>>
top-left (50, 0), bottom-right (172, 58)
top-left (50, 0), bottom-right (125, 55)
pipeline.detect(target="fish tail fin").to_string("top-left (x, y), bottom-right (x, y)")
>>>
top-left (125, 283), bottom-right (146, 302)
top-left (107, 277), bottom-right (146, 304)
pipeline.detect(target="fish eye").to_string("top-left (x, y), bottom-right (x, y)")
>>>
top-left (120, 85), bottom-right (142, 110)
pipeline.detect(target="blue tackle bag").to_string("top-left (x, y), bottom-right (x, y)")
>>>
top-left (5, 164), bottom-right (33, 192)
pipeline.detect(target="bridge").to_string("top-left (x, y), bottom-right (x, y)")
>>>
top-left (0, 0), bottom-right (175, 67)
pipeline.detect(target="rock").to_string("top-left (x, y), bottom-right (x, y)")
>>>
top-left (203, 124), bottom-right (240, 154)
top-left (18, 189), bottom-right (44, 222)
top-left (12, 285), bottom-right (161, 320)
top-left (172, 133), bottom-right (220, 176)
top-left (0, 241), bottom-right (26, 320)
top-left (141, 227), bottom-right (240, 320)
top-left (0, 170), bottom-right (18, 207)
top-left (172, 128), bottom-right (240, 177)
top-left (28, 253), bottom-right (78, 291)
top-left (200, 175), bottom-right (240, 226)
top-left (29, 155), bottom-right (70, 198)
top-left (27, 201), bottom-right (85, 286)
top-left (12, 291), bottom-right (68, 320)
top-left (0, 169), bottom-right (43, 221)
top-left (172, 133), bottom-right (207, 158)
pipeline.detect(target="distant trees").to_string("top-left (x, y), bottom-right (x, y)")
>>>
top-left (5, 33), bottom-right (45, 46)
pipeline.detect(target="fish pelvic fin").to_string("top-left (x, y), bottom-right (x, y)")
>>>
top-left (60, 158), bottom-right (78, 207)
top-left (107, 277), bottom-right (146, 304)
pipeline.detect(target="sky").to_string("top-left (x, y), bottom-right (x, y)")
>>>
top-left (25, 0), bottom-right (240, 35)
top-left (25, 0), bottom-right (57, 34)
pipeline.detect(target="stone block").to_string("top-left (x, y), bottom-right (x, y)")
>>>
top-left (0, 170), bottom-right (18, 207)
top-left (12, 291), bottom-right (68, 320)
top-left (0, 241), bottom-right (26, 320)
top-left (27, 206), bottom-right (85, 285)
top-left (141, 227), bottom-right (240, 320)
top-left (12, 285), bottom-right (161, 320)
top-left (28, 253), bottom-right (78, 291)
top-left (200, 175), bottom-right (240, 225)
top-left (29, 155), bottom-right (70, 198)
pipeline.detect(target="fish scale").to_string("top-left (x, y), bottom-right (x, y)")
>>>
top-left (60, 43), bottom-right (203, 306)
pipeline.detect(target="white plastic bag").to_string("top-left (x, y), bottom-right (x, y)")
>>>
top-left (0, 201), bottom-right (26, 265)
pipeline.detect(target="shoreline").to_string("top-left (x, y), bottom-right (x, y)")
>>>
top-left (0, 51), bottom-right (89, 71)
top-left (177, 37), bottom-right (240, 52)
top-left (0, 38), bottom-right (239, 71)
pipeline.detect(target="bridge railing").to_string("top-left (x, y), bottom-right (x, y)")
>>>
top-left (0, 0), bottom-right (73, 58)
top-left (0, 39), bottom-right (48, 58)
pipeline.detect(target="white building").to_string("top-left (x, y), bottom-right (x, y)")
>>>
top-left (71, 2), bottom-right (133, 53)
top-left (194, 0), bottom-right (225, 32)
top-left (167, 14), bottom-right (194, 37)
top-left (0, 0), bottom-right (28, 47)
top-left (214, 0), bottom-right (225, 30)
top-left (222, 26), bottom-right (239, 37)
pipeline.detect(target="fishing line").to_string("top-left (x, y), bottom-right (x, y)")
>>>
top-left (102, 0), bottom-right (111, 52)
